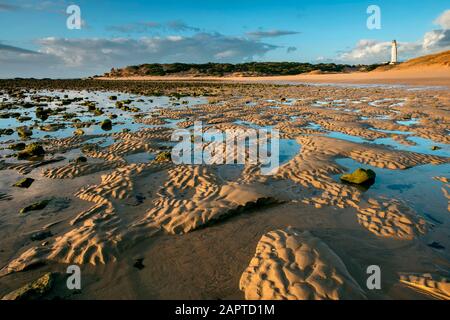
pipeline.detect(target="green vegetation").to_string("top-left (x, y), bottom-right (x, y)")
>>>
top-left (106, 62), bottom-right (384, 77)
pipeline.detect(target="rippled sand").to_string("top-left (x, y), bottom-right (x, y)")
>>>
top-left (0, 80), bottom-right (449, 300)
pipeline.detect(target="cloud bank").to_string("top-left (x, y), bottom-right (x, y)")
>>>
top-left (0, 33), bottom-right (278, 78)
top-left (246, 29), bottom-right (300, 38)
top-left (106, 20), bottom-right (200, 34)
top-left (338, 10), bottom-right (450, 64)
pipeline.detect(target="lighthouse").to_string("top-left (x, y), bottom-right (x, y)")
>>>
top-left (390, 40), bottom-right (398, 64)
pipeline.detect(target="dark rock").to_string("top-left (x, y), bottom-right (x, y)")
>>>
top-left (100, 119), bottom-right (112, 131)
top-left (428, 241), bottom-right (445, 250)
top-left (13, 177), bottom-right (35, 188)
top-left (0, 128), bottom-right (14, 136)
top-left (75, 156), bottom-right (87, 163)
top-left (30, 230), bottom-right (53, 241)
top-left (16, 126), bottom-right (33, 139)
top-left (17, 143), bottom-right (45, 160)
top-left (35, 107), bottom-right (50, 121)
top-left (133, 258), bottom-right (145, 270)
top-left (8, 142), bottom-right (26, 151)
top-left (19, 199), bottom-right (51, 214)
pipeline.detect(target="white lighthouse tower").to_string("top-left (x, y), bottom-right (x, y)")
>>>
top-left (390, 40), bottom-right (398, 64)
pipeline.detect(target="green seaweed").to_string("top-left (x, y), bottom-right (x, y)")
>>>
top-left (17, 143), bottom-right (45, 160)
top-left (74, 128), bottom-right (85, 136)
top-left (340, 168), bottom-right (376, 185)
top-left (16, 126), bottom-right (33, 139)
top-left (154, 151), bottom-right (172, 163)
top-left (13, 177), bottom-right (35, 188)
top-left (19, 199), bottom-right (51, 214)
top-left (1, 272), bottom-right (54, 300)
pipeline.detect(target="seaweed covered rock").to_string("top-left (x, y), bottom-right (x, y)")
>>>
top-left (1, 272), bottom-right (54, 300)
top-left (19, 199), bottom-right (51, 214)
top-left (17, 143), bottom-right (45, 160)
top-left (40, 123), bottom-right (65, 132)
top-left (16, 126), bottom-right (33, 139)
top-left (74, 128), bottom-right (85, 136)
top-left (8, 142), bottom-right (26, 151)
top-left (154, 151), bottom-right (172, 163)
top-left (18, 116), bottom-right (32, 122)
top-left (30, 230), bottom-right (53, 241)
top-left (100, 119), bottom-right (112, 131)
top-left (340, 168), bottom-right (376, 185)
top-left (0, 128), bottom-right (14, 136)
top-left (35, 107), bottom-right (50, 121)
top-left (13, 177), bottom-right (35, 188)
top-left (74, 156), bottom-right (87, 163)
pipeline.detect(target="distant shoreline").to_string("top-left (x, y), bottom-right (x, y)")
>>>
top-left (98, 66), bottom-right (450, 88)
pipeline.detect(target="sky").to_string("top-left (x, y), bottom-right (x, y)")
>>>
top-left (0, 0), bottom-right (449, 78)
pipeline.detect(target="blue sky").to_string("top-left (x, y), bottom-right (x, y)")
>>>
top-left (0, 0), bottom-right (449, 78)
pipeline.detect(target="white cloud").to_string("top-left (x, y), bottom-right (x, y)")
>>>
top-left (167, 35), bottom-right (183, 41)
top-left (434, 9), bottom-right (450, 29)
top-left (0, 44), bottom-right (62, 78)
top-left (338, 9), bottom-right (450, 64)
top-left (422, 29), bottom-right (450, 50)
top-left (214, 50), bottom-right (237, 58)
top-left (0, 33), bottom-right (278, 78)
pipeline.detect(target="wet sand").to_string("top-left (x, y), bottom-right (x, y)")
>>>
top-left (0, 79), bottom-right (449, 300)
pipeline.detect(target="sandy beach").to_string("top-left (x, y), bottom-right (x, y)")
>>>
top-left (98, 66), bottom-right (450, 87)
top-left (0, 79), bottom-right (448, 300)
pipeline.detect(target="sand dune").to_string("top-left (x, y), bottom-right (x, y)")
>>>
top-left (99, 50), bottom-right (450, 87)
top-left (100, 66), bottom-right (450, 87)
